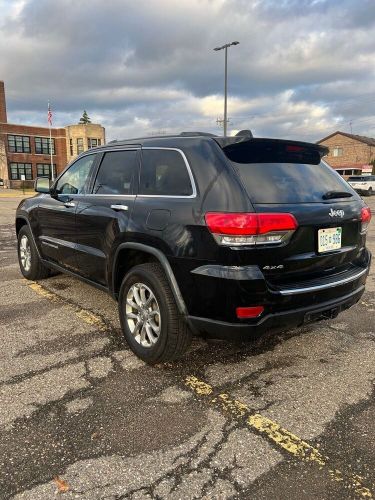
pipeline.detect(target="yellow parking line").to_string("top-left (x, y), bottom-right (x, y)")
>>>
top-left (27, 280), bottom-right (106, 331)
top-left (185, 376), bottom-right (372, 498)
top-left (28, 282), bottom-right (58, 302)
top-left (25, 281), bottom-right (372, 498)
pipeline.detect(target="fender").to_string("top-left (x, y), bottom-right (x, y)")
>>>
top-left (15, 215), bottom-right (42, 259)
top-left (112, 242), bottom-right (188, 316)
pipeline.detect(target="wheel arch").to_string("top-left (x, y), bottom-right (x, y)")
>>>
top-left (15, 216), bottom-right (42, 259)
top-left (15, 216), bottom-right (28, 236)
top-left (112, 243), bottom-right (188, 316)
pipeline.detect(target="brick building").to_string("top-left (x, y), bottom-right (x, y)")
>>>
top-left (317, 131), bottom-right (375, 178)
top-left (65, 122), bottom-right (105, 163)
top-left (0, 81), bottom-right (105, 188)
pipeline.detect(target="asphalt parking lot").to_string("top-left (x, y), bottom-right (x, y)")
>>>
top-left (0, 193), bottom-right (374, 500)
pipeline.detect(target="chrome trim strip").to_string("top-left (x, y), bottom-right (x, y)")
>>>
top-left (41, 240), bottom-right (59, 249)
top-left (40, 235), bottom-right (105, 258)
top-left (139, 147), bottom-right (197, 199)
top-left (85, 194), bottom-right (137, 198)
top-left (278, 267), bottom-right (368, 296)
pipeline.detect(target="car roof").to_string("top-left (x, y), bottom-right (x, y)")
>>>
top-left (83, 130), bottom-right (328, 157)
top-left (88, 131), bottom-right (237, 151)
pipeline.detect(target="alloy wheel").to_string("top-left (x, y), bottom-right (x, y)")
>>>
top-left (125, 282), bottom-right (161, 348)
top-left (19, 235), bottom-right (31, 272)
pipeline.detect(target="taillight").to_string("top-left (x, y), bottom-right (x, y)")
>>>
top-left (205, 212), bottom-right (298, 246)
top-left (360, 207), bottom-right (372, 234)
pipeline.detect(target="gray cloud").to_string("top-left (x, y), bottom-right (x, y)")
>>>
top-left (0, 0), bottom-right (374, 141)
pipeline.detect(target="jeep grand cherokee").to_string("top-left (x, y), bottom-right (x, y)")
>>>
top-left (16, 131), bottom-right (372, 363)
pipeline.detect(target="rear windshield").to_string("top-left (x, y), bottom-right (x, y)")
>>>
top-left (230, 161), bottom-right (354, 204)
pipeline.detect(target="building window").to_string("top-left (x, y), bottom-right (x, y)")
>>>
top-left (69, 139), bottom-right (73, 156)
top-left (37, 163), bottom-right (56, 179)
top-left (35, 137), bottom-right (55, 155)
top-left (7, 135), bottom-right (31, 153)
top-left (77, 138), bottom-right (84, 155)
top-left (9, 163), bottom-right (32, 180)
top-left (88, 138), bottom-right (101, 149)
top-left (333, 147), bottom-right (343, 157)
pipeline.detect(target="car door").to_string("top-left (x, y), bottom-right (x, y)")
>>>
top-left (36, 153), bottom-right (98, 271)
top-left (74, 148), bottom-right (140, 286)
top-left (131, 146), bottom-right (197, 256)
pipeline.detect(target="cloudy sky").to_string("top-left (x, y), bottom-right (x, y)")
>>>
top-left (0, 0), bottom-right (374, 142)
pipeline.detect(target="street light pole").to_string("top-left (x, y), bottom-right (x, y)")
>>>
top-left (214, 41), bottom-right (239, 136)
top-left (224, 46), bottom-right (228, 137)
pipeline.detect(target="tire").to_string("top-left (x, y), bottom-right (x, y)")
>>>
top-left (17, 225), bottom-right (50, 280)
top-left (368, 187), bottom-right (373, 196)
top-left (118, 262), bottom-right (192, 364)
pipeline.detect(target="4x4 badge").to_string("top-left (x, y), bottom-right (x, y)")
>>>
top-left (329, 208), bottom-right (344, 218)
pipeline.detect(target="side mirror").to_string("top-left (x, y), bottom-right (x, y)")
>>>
top-left (35, 177), bottom-right (51, 193)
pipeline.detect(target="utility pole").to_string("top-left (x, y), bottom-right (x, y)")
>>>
top-left (216, 117), bottom-right (231, 130)
top-left (214, 41), bottom-right (239, 136)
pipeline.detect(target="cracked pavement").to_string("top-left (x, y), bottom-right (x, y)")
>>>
top-left (0, 194), bottom-right (374, 499)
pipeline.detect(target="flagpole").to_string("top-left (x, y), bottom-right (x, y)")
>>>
top-left (48, 101), bottom-right (54, 181)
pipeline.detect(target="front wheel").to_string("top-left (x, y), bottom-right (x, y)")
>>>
top-left (367, 187), bottom-right (373, 196)
top-left (118, 262), bottom-right (192, 364)
top-left (17, 225), bottom-right (50, 280)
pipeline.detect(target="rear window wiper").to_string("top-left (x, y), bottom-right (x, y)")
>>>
top-left (322, 191), bottom-right (353, 200)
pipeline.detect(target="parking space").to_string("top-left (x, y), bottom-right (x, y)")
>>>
top-left (0, 194), bottom-right (374, 499)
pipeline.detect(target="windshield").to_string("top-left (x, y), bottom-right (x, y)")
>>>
top-left (231, 160), bottom-right (355, 204)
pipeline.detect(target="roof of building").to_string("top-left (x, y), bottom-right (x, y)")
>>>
top-left (317, 131), bottom-right (375, 146)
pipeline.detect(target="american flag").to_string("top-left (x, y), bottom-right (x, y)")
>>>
top-left (47, 102), bottom-right (52, 126)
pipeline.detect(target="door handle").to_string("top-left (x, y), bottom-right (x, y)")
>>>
top-left (63, 202), bottom-right (75, 208)
top-left (111, 204), bottom-right (128, 211)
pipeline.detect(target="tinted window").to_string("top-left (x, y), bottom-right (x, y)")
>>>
top-left (348, 176), bottom-right (366, 181)
top-left (231, 161), bottom-right (354, 204)
top-left (139, 149), bottom-right (193, 196)
top-left (93, 150), bottom-right (138, 194)
top-left (56, 154), bottom-right (96, 195)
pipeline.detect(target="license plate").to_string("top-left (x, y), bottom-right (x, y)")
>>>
top-left (318, 227), bottom-right (342, 253)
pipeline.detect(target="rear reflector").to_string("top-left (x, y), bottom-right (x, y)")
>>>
top-left (236, 306), bottom-right (264, 319)
top-left (360, 206), bottom-right (372, 234)
top-left (205, 212), bottom-right (298, 246)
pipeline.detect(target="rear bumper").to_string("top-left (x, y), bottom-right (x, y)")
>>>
top-left (189, 285), bottom-right (365, 341)
top-left (185, 249), bottom-right (371, 340)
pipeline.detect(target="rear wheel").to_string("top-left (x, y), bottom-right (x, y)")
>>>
top-left (118, 262), bottom-right (192, 364)
top-left (17, 225), bottom-right (50, 280)
top-left (368, 187), bottom-right (373, 196)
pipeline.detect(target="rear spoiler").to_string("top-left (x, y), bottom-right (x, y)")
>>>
top-left (214, 134), bottom-right (329, 164)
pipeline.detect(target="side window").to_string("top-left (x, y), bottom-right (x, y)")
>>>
top-left (56, 154), bottom-right (96, 195)
top-left (139, 149), bottom-right (193, 196)
top-left (93, 150), bottom-right (138, 195)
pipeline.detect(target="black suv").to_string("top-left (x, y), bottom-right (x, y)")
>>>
top-left (16, 131), bottom-right (372, 363)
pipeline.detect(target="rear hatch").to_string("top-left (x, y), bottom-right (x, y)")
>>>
top-left (222, 139), bottom-right (366, 285)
